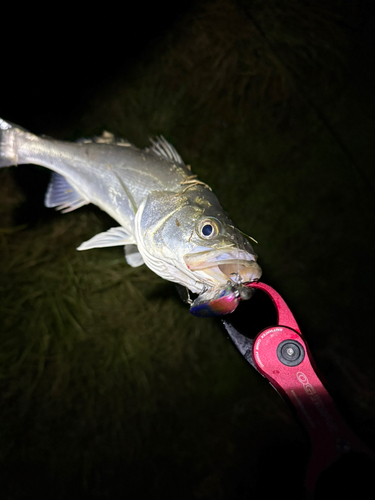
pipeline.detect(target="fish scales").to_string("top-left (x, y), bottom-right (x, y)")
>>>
top-left (0, 118), bottom-right (262, 315)
top-left (8, 129), bottom-right (189, 227)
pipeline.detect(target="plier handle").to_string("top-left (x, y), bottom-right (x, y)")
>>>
top-left (223, 281), bottom-right (374, 498)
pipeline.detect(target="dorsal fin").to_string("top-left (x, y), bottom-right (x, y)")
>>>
top-left (76, 131), bottom-right (135, 147)
top-left (148, 136), bottom-right (184, 165)
top-left (44, 173), bottom-right (89, 213)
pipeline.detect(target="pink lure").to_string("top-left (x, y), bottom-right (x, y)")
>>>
top-left (189, 283), bottom-right (254, 317)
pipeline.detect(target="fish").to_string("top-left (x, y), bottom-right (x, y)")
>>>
top-left (0, 117), bottom-right (262, 316)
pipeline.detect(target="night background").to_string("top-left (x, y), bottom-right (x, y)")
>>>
top-left (1, 1), bottom-right (375, 498)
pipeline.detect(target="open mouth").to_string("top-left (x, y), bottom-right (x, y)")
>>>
top-left (183, 247), bottom-right (262, 285)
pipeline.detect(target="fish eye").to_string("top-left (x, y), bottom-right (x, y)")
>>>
top-left (202, 224), bottom-right (213, 237)
top-left (197, 218), bottom-right (219, 239)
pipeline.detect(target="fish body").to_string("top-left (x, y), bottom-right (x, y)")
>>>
top-left (0, 118), bottom-right (261, 312)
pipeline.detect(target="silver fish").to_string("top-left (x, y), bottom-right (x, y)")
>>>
top-left (0, 118), bottom-right (261, 307)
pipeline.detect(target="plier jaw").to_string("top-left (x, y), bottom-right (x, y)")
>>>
top-left (223, 281), bottom-right (374, 498)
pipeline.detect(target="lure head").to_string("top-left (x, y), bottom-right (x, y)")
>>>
top-left (189, 282), bottom-right (255, 317)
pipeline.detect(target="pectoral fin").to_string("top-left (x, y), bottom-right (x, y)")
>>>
top-left (77, 227), bottom-right (136, 251)
top-left (45, 173), bottom-right (89, 213)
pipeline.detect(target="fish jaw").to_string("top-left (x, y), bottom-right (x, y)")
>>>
top-left (183, 247), bottom-right (262, 288)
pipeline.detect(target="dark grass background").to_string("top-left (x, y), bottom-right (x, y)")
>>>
top-left (1, 1), bottom-right (375, 498)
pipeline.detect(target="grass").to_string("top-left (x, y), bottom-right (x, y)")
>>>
top-left (1, 1), bottom-right (375, 498)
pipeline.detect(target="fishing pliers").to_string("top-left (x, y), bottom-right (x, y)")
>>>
top-left (222, 281), bottom-right (374, 498)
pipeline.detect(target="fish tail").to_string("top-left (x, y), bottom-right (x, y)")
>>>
top-left (0, 117), bottom-right (32, 167)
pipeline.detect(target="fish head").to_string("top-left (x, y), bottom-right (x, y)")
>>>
top-left (135, 187), bottom-right (262, 295)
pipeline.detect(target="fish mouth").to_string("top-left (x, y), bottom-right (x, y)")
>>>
top-left (183, 247), bottom-right (262, 286)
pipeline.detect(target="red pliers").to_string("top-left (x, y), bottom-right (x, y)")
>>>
top-left (222, 281), bottom-right (374, 498)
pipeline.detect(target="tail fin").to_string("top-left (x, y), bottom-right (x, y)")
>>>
top-left (0, 118), bottom-right (29, 167)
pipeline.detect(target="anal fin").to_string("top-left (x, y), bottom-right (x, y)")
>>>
top-left (45, 172), bottom-right (89, 213)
